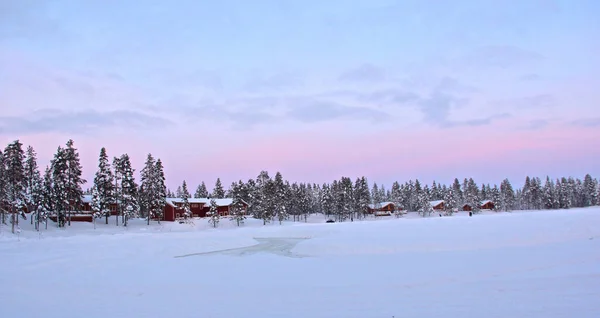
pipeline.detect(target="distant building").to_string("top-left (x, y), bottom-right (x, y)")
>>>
top-left (367, 202), bottom-right (399, 215)
top-left (430, 200), bottom-right (445, 211)
top-left (163, 198), bottom-right (248, 222)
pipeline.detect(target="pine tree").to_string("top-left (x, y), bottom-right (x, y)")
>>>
top-left (153, 159), bottom-right (167, 223)
top-left (64, 139), bottom-right (86, 226)
top-left (273, 172), bottom-right (287, 223)
top-left (212, 178), bottom-right (225, 199)
top-left (194, 182), bottom-right (209, 198)
top-left (118, 154), bottom-right (138, 226)
top-left (0, 149), bottom-right (7, 225)
top-left (208, 198), bottom-right (220, 228)
top-left (92, 148), bottom-right (115, 225)
top-left (583, 174), bottom-right (597, 207)
top-left (4, 140), bottom-right (26, 233)
top-left (179, 180), bottom-right (192, 220)
top-left (443, 188), bottom-right (456, 215)
top-left (139, 154), bottom-right (155, 223)
top-left (49, 147), bottom-right (68, 228)
top-left (228, 182), bottom-right (247, 226)
top-left (417, 187), bottom-right (432, 217)
top-left (40, 166), bottom-right (55, 229)
top-left (490, 185), bottom-right (501, 211)
top-left (24, 146), bottom-right (43, 230)
top-left (500, 179), bottom-right (515, 211)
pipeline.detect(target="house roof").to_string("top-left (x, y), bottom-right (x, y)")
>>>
top-left (368, 201), bottom-right (395, 209)
top-left (480, 200), bottom-right (493, 205)
top-left (165, 197), bottom-right (242, 208)
top-left (430, 200), bottom-right (444, 207)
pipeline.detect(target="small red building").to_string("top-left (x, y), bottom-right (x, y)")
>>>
top-left (480, 200), bottom-right (495, 210)
top-left (430, 200), bottom-right (445, 211)
top-left (367, 202), bottom-right (399, 215)
top-left (163, 198), bottom-right (248, 222)
top-left (81, 195), bottom-right (119, 215)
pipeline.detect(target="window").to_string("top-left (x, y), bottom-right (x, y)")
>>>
top-left (191, 203), bottom-right (199, 208)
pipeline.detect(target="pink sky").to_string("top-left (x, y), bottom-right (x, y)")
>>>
top-left (1, 1), bottom-right (599, 191)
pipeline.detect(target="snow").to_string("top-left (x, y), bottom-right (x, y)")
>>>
top-left (430, 199), bottom-right (444, 206)
top-left (368, 201), bottom-right (395, 209)
top-left (165, 197), bottom-right (233, 207)
top-left (1, 208), bottom-right (599, 317)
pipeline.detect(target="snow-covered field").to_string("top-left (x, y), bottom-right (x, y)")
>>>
top-left (1, 209), bottom-right (599, 318)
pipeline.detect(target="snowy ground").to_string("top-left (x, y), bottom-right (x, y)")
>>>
top-left (1, 209), bottom-right (599, 318)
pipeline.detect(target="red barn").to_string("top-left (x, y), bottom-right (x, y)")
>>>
top-left (163, 198), bottom-right (248, 222)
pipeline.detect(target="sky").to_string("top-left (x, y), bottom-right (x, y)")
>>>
top-left (1, 0), bottom-right (599, 191)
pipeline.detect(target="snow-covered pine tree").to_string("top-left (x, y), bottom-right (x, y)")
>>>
top-left (321, 183), bottom-right (333, 218)
top-left (112, 156), bottom-right (123, 226)
top-left (139, 154), bottom-right (155, 223)
top-left (194, 182), bottom-right (209, 198)
top-left (51, 146), bottom-right (70, 227)
top-left (558, 177), bottom-right (571, 209)
top-left (92, 148), bottom-right (115, 225)
top-left (417, 186), bottom-right (432, 217)
top-left (64, 139), bottom-right (86, 226)
top-left (298, 183), bottom-right (311, 222)
top-left (228, 182), bottom-right (247, 226)
top-left (353, 177), bottom-right (370, 219)
top-left (451, 178), bottom-right (463, 209)
top-left (3, 140), bottom-right (26, 233)
top-left (273, 172), bottom-right (287, 224)
top-left (583, 174), bottom-right (597, 207)
top-left (40, 166), bottom-right (55, 229)
top-left (466, 178), bottom-right (480, 213)
top-left (490, 185), bottom-right (501, 211)
top-left (212, 178), bottom-right (225, 199)
top-left (443, 188), bottom-right (456, 215)
top-left (286, 182), bottom-right (299, 221)
top-left (152, 159), bottom-right (167, 223)
top-left (499, 179), bottom-right (515, 211)
top-left (24, 146), bottom-right (43, 230)
top-left (391, 181), bottom-right (402, 217)
top-left (208, 198), bottom-right (220, 228)
top-left (118, 154), bottom-right (139, 226)
top-left (179, 180), bottom-right (192, 220)
top-left (371, 182), bottom-right (382, 214)
top-left (0, 149), bottom-right (7, 225)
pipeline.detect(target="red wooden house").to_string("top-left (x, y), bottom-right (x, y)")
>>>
top-left (430, 200), bottom-right (445, 211)
top-left (367, 202), bottom-right (400, 215)
top-left (163, 198), bottom-right (248, 222)
top-left (480, 200), bottom-right (495, 210)
top-left (463, 200), bottom-right (495, 211)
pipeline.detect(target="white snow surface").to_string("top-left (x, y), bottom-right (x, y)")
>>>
top-left (1, 208), bottom-right (599, 317)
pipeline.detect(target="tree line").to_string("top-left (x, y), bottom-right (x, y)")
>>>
top-left (1, 139), bottom-right (598, 233)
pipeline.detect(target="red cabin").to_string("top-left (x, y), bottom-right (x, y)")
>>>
top-left (162, 198), bottom-right (248, 222)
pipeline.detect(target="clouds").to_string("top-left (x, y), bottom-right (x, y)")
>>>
top-left (455, 45), bottom-right (543, 70)
top-left (339, 64), bottom-right (388, 83)
top-left (0, 109), bottom-right (169, 136)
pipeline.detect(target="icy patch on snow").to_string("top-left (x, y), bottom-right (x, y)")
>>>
top-left (175, 237), bottom-right (310, 258)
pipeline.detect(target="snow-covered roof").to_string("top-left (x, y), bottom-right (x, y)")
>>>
top-left (165, 197), bottom-right (235, 208)
top-left (82, 194), bottom-right (92, 203)
top-left (430, 200), bottom-right (444, 207)
top-left (368, 201), bottom-right (395, 209)
top-left (480, 200), bottom-right (493, 205)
